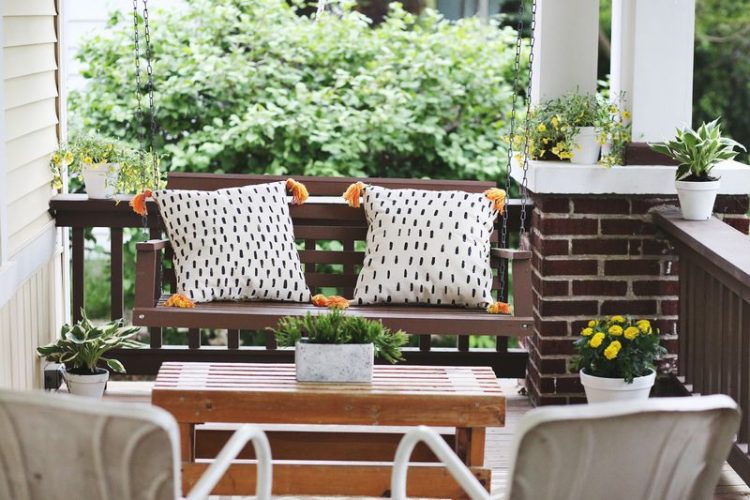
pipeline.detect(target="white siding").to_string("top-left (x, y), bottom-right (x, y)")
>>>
top-left (3, 2), bottom-right (58, 257)
top-left (0, 257), bottom-right (60, 390)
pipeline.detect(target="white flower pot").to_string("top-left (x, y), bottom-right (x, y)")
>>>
top-left (570, 126), bottom-right (601, 165)
top-left (580, 369), bottom-right (655, 404)
top-left (295, 341), bottom-right (373, 383)
top-left (675, 179), bottom-right (720, 220)
top-left (62, 367), bottom-right (109, 398)
top-left (81, 162), bottom-right (119, 199)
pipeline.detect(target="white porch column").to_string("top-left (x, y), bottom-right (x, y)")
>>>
top-left (531, 0), bottom-right (600, 104)
top-left (611, 0), bottom-right (696, 142)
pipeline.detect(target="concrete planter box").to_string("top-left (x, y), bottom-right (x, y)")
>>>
top-left (295, 341), bottom-right (374, 383)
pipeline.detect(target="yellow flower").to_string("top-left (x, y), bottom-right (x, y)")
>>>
top-left (82, 156), bottom-right (93, 165)
top-left (587, 320), bottom-right (597, 328)
top-left (624, 326), bottom-right (640, 340)
top-left (536, 123), bottom-right (547, 133)
top-left (610, 315), bottom-right (625, 324)
top-left (52, 153), bottom-right (61, 165)
top-left (582, 327), bottom-right (594, 337)
top-left (604, 340), bottom-right (622, 360)
top-left (589, 332), bottom-right (605, 348)
top-left (551, 115), bottom-right (560, 129)
top-left (558, 151), bottom-right (573, 160)
top-left (608, 325), bottom-right (623, 336)
top-left (622, 110), bottom-right (632, 120)
top-left (637, 319), bottom-right (652, 334)
top-left (62, 151), bottom-right (74, 166)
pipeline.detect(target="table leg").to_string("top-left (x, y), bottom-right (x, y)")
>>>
top-left (180, 423), bottom-right (196, 462)
top-left (455, 427), bottom-right (486, 467)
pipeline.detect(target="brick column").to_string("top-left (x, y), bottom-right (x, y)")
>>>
top-left (526, 193), bottom-right (749, 405)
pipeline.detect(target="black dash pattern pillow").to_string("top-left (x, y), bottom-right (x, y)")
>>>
top-left (354, 185), bottom-right (497, 308)
top-left (153, 182), bottom-right (310, 303)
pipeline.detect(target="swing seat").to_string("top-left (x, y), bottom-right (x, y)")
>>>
top-left (133, 173), bottom-right (533, 338)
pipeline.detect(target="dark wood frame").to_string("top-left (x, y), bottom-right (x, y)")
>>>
top-left (50, 173), bottom-right (534, 377)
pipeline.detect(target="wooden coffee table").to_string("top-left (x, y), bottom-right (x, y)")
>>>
top-left (152, 362), bottom-right (505, 498)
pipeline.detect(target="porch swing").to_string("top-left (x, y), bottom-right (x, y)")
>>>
top-left (130, 0), bottom-right (537, 353)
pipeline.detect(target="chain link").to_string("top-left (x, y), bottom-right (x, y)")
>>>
top-left (498, 0), bottom-right (535, 300)
top-left (142, 0), bottom-right (158, 147)
top-left (518, 0), bottom-right (537, 245)
top-left (132, 0), bottom-right (144, 146)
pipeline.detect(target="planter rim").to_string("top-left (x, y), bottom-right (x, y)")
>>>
top-left (579, 368), bottom-right (656, 390)
top-left (675, 179), bottom-right (721, 190)
top-left (62, 366), bottom-right (109, 382)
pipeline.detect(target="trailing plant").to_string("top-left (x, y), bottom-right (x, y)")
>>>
top-left (598, 93), bottom-right (632, 168)
top-left (70, 0), bottom-right (526, 182)
top-left (36, 311), bottom-right (144, 374)
top-left (518, 92), bottom-right (609, 162)
top-left (569, 316), bottom-right (666, 383)
top-left (650, 119), bottom-right (746, 181)
top-left (50, 132), bottom-right (164, 193)
top-left (272, 310), bottom-right (408, 364)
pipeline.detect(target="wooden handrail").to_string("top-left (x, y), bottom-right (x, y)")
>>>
top-left (653, 205), bottom-right (750, 485)
top-left (652, 207), bottom-right (750, 288)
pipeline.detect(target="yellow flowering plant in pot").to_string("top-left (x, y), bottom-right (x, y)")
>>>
top-left (570, 316), bottom-right (666, 403)
top-left (50, 133), bottom-right (162, 199)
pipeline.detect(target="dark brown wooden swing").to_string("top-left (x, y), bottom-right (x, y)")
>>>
top-left (132, 172), bottom-right (534, 338)
top-left (128, 0), bottom-right (538, 373)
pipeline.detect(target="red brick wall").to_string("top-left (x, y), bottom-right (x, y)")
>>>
top-left (526, 194), bottom-right (750, 406)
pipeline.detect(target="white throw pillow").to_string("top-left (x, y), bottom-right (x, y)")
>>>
top-left (353, 184), bottom-right (498, 308)
top-left (153, 181), bottom-right (310, 303)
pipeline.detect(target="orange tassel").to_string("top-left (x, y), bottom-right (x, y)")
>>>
top-left (343, 182), bottom-right (365, 208)
top-left (164, 293), bottom-right (195, 309)
top-left (129, 189), bottom-right (153, 216)
top-left (286, 178), bottom-right (309, 205)
top-left (311, 294), bottom-right (350, 310)
top-left (484, 188), bottom-right (507, 214)
top-left (486, 301), bottom-right (511, 315)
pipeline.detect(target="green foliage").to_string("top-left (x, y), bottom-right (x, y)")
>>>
top-left (36, 310), bottom-right (144, 374)
top-left (569, 316), bottom-right (666, 383)
top-left (51, 132), bottom-right (163, 194)
top-left (650, 119), bottom-right (746, 180)
top-left (272, 310), bottom-right (408, 363)
top-left (70, 0), bottom-right (525, 181)
top-left (520, 92), bottom-right (624, 163)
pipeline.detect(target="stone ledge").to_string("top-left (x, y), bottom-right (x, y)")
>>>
top-left (511, 159), bottom-right (750, 195)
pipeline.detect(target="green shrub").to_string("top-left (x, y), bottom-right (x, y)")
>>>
top-left (70, 0), bottom-right (525, 181)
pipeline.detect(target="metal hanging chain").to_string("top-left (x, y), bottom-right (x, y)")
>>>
top-left (132, 0), bottom-right (145, 147)
top-left (518, 0), bottom-right (537, 245)
top-left (498, 0), bottom-right (533, 301)
top-left (142, 0), bottom-right (157, 148)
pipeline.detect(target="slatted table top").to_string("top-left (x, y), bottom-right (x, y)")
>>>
top-left (152, 362), bottom-right (505, 427)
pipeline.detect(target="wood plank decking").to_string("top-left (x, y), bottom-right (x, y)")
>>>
top-left (103, 379), bottom-right (750, 499)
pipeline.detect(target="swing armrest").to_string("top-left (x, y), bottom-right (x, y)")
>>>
top-left (134, 239), bottom-right (170, 309)
top-left (491, 248), bottom-right (531, 260)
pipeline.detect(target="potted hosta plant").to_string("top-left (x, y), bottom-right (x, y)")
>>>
top-left (37, 312), bottom-right (143, 398)
top-left (50, 133), bottom-right (161, 199)
top-left (570, 316), bottom-right (666, 403)
top-left (650, 120), bottom-right (746, 220)
top-left (273, 310), bottom-right (408, 383)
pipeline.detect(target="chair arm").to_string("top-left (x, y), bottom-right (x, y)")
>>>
top-left (391, 426), bottom-right (489, 500)
top-left (184, 425), bottom-right (272, 500)
top-left (491, 247), bottom-right (531, 260)
top-left (134, 239), bottom-right (169, 309)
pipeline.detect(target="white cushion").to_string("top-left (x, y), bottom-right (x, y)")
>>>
top-left (354, 185), bottom-right (497, 308)
top-left (153, 182), bottom-right (310, 303)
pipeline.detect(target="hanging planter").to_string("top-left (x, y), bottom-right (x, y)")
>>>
top-left (651, 119), bottom-right (746, 221)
